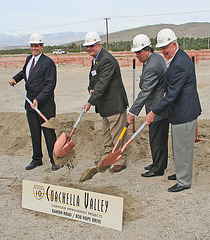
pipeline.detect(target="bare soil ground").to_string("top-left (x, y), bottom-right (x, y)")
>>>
top-left (0, 58), bottom-right (209, 240)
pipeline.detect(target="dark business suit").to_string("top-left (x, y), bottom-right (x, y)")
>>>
top-left (129, 52), bottom-right (169, 174)
top-left (153, 49), bottom-right (201, 124)
top-left (88, 48), bottom-right (129, 166)
top-left (88, 48), bottom-right (128, 117)
top-left (153, 48), bottom-right (202, 187)
top-left (13, 53), bottom-right (57, 164)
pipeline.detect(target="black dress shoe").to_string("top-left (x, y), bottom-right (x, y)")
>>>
top-left (168, 183), bottom-right (191, 192)
top-left (52, 164), bottom-right (60, 171)
top-left (141, 171), bottom-right (164, 177)
top-left (145, 165), bottom-right (153, 170)
top-left (25, 161), bottom-right (43, 170)
top-left (168, 174), bottom-right (177, 180)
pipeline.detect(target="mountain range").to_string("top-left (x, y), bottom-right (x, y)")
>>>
top-left (0, 22), bottom-right (209, 49)
top-left (0, 32), bottom-right (87, 49)
top-left (101, 22), bottom-right (210, 42)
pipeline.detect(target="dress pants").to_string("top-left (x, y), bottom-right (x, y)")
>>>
top-left (102, 110), bottom-right (127, 166)
top-left (26, 110), bottom-right (56, 164)
top-left (149, 118), bottom-right (169, 174)
top-left (171, 119), bottom-right (197, 187)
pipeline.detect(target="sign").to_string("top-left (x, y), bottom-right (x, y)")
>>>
top-left (22, 180), bottom-right (124, 231)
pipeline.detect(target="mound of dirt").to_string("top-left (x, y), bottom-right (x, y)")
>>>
top-left (0, 113), bottom-right (209, 239)
top-left (0, 112), bottom-right (209, 181)
top-left (0, 112), bottom-right (150, 164)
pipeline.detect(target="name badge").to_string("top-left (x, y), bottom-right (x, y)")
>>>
top-left (91, 70), bottom-right (97, 76)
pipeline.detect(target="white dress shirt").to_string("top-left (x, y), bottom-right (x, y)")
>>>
top-left (26, 53), bottom-right (42, 79)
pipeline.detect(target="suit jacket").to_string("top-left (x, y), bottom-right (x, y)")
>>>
top-left (129, 52), bottom-right (167, 122)
top-left (88, 48), bottom-right (129, 117)
top-left (13, 53), bottom-right (56, 117)
top-left (153, 48), bottom-right (201, 124)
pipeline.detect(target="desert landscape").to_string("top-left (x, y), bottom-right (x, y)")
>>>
top-left (0, 54), bottom-right (209, 239)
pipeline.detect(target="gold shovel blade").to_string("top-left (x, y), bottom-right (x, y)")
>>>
top-left (54, 132), bottom-right (75, 157)
top-left (97, 149), bottom-right (122, 169)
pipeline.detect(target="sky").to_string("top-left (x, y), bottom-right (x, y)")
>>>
top-left (1, 0), bottom-right (210, 35)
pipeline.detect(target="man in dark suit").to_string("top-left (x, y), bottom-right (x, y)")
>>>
top-left (8, 33), bottom-right (60, 171)
top-left (127, 34), bottom-right (169, 177)
top-left (82, 31), bottom-right (129, 173)
top-left (145, 29), bottom-right (202, 192)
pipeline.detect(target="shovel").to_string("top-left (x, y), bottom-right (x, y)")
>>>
top-left (112, 121), bottom-right (129, 153)
top-left (54, 109), bottom-right (85, 157)
top-left (13, 85), bottom-right (60, 129)
top-left (79, 122), bottom-right (129, 183)
top-left (97, 121), bottom-right (146, 169)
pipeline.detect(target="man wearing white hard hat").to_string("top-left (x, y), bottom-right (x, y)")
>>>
top-left (8, 33), bottom-right (60, 171)
top-left (82, 31), bottom-right (129, 173)
top-left (127, 34), bottom-right (169, 177)
top-left (145, 29), bottom-right (202, 192)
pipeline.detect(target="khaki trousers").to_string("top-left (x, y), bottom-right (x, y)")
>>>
top-left (102, 110), bottom-right (127, 166)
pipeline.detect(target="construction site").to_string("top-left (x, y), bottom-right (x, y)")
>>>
top-left (0, 49), bottom-right (209, 239)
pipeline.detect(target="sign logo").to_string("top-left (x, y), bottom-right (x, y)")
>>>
top-left (33, 185), bottom-right (44, 200)
top-left (23, 180), bottom-right (123, 231)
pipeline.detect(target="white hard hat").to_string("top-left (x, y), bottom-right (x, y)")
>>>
top-left (156, 28), bottom-right (177, 48)
top-left (131, 34), bottom-right (151, 52)
top-left (83, 31), bottom-right (101, 46)
top-left (28, 33), bottom-right (44, 44)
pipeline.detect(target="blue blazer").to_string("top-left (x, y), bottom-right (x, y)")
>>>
top-left (13, 53), bottom-right (56, 117)
top-left (153, 49), bottom-right (201, 124)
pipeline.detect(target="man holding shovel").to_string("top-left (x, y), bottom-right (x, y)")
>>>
top-left (8, 33), bottom-right (60, 171)
top-left (127, 34), bottom-right (169, 177)
top-left (145, 29), bottom-right (202, 192)
top-left (82, 31), bottom-right (129, 173)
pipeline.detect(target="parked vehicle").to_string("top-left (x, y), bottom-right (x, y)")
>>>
top-left (52, 49), bottom-right (66, 55)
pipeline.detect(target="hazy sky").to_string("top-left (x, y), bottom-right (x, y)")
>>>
top-left (1, 0), bottom-right (210, 35)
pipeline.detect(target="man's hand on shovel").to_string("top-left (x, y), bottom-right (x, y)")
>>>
top-left (32, 99), bottom-right (38, 108)
top-left (8, 79), bottom-right (16, 86)
top-left (82, 91), bottom-right (93, 113)
top-left (82, 101), bottom-right (91, 113)
top-left (127, 112), bottom-right (135, 125)
top-left (29, 99), bottom-right (38, 110)
top-left (11, 84), bottom-right (60, 129)
top-left (145, 111), bottom-right (155, 126)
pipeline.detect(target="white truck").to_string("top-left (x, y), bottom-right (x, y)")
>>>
top-left (52, 49), bottom-right (66, 55)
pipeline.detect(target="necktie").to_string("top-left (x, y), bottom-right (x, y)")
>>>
top-left (29, 58), bottom-right (35, 75)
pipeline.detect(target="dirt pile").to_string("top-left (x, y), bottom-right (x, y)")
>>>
top-left (0, 112), bottom-right (209, 183)
top-left (0, 112), bottom-right (150, 164)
